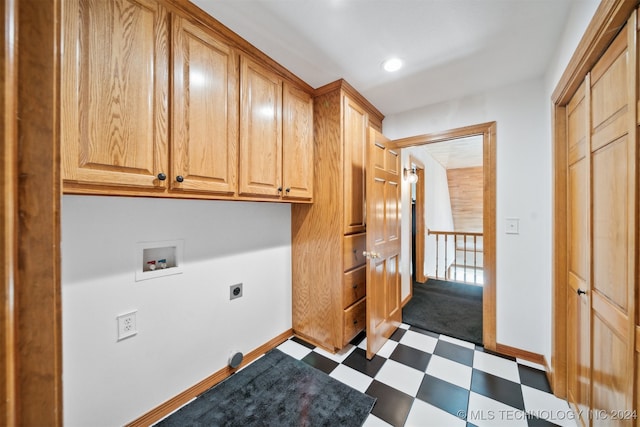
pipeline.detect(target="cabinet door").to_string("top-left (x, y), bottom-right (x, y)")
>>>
top-left (282, 83), bottom-right (313, 200)
top-left (343, 95), bottom-right (367, 234)
top-left (239, 56), bottom-right (282, 197)
top-left (172, 16), bottom-right (238, 194)
top-left (62, 0), bottom-right (169, 189)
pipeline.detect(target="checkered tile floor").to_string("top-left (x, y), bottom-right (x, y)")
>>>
top-left (275, 324), bottom-right (574, 427)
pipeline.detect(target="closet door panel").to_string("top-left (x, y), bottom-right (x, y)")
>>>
top-left (566, 81), bottom-right (590, 422)
top-left (589, 21), bottom-right (635, 422)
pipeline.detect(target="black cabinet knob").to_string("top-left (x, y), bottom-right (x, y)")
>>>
top-left (157, 173), bottom-right (167, 181)
top-left (176, 175), bottom-right (184, 183)
top-left (277, 187), bottom-right (282, 192)
top-left (285, 187), bottom-right (291, 193)
top-left (577, 288), bottom-right (586, 295)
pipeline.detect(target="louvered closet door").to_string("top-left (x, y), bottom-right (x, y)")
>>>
top-left (589, 21), bottom-right (636, 425)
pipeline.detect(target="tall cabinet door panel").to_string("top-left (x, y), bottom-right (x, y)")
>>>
top-left (62, 0), bottom-right (169, 189)
top-left (239, 56), bottom-right (283, 197)
top-left (589, 25), bottom-right (635, 423)
top-left (282, 83), bottom-right (313, 200)
top-left (172, 16), bottom-right (238, 194)
top-left (343, 96), bottom-right (367, 235)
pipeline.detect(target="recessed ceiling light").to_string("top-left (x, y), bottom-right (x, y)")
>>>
top-left (382, 58), bottom-right (403, 72)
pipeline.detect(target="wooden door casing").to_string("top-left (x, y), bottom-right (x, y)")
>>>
top-left (366, 129), bottom-right (401, 359)
top-left (62, 0), bottom-right (169, 189)
top-left (172, 15), bottom-right (238, 194)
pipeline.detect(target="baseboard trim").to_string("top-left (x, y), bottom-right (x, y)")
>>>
top-left (494, 343), bottom-right (552, 387)
top-left (126, 328), bottom-right (293, 427)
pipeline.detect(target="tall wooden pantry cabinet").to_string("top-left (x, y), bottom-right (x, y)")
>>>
top-left (292, 80), bottom-right (384, 352)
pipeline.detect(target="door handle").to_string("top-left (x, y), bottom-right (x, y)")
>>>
top-left (577, 288), bottom-right (587, 296)
top-left (363, 251), bottom-right (380, 259)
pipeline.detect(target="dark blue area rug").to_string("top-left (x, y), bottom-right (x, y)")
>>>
top-left (403, 279), bottom-right (483, 345)
top-left (156, 349), bottom-right (376, 427)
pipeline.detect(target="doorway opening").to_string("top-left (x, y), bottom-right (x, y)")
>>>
top-left (393, 121), bottom-right (497, 350)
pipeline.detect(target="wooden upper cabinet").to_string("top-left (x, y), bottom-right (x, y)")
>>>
top-left (172, 15), bottom-right (238, 195)
top-left (343, 95), bottom-right (368, 234)
top-left (62, 0), bottom-right (169, 189)
top-left (239, 56), bottom-right (283, 197)
top-left (282, 83), bottom-right (314, 200)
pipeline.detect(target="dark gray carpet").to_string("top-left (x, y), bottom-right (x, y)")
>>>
top-left (402, 279), bottom-right (483, 345)
top-left (155, 349), bottom-right (376, 427)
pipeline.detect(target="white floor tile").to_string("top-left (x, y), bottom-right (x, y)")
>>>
top-left (399, 330), bottom-right (438, 354)
top-left (276, 339), bottom-right (312, 360)
top-left (425, 354), bottom-right (473, 389)
top-left (467, 391), bottom-right (528, 427)
top-left (521, 385), bottom-right (575, 427)
top-left (440, 334), bottom-right (476, 350)
top-left (362, 413), bottom-right (393, 427)
top-left (405, 399), bottom-right (466, 427)
top-left (399, 323), bottom-right (411, 330)
top-left (329, 364), bottom-right (374, 393)
top-left (375, 359), bottom-right (424, 397)
top-left (313, 343), bottom-right (356, 363)
top-left (376, 339), bottom-right (399, 358)
top-left (473, 351), bottom-right (520, 383)
top-left (358, 337), bottom-right (368, 350)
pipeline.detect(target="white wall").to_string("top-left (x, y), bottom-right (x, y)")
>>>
top-left (61, 196), bottom-right (292, 427)
top-left (386, 0), bottom-right (600, 364)
top-left (385, 77), bottom-right (552, 358)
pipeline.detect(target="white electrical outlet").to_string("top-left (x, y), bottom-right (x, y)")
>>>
top-left (117, 311), bottom-right (138, 341)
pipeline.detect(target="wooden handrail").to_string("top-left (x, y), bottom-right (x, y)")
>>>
top-left (428, 229), bottom-right (483, 237)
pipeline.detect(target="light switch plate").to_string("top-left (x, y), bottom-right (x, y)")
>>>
top-left (506, 218), bottom-right (519, 234)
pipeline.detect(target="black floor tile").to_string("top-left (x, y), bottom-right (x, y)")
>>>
top-left (350, 330), bottom-right (366, 346)
top-left (415, 374), bottom-right (469, 419)
top-left (291, 336), bottom-right (316, 349)
top-left (475, 346), bottom-right (517, 361)
top-left (433, 340), bottom-right (474, 367)
top-left (366, 380), bottom-right (414, 427)
top-left (301, 352), bottom-right (339, 374)
top-left (343, 347), bottom-right (386, 378)
top-left (389, 343), bottom-right (431, 372)
top-left (518, 364), bottom-right (552, 393)
top-left (471, 369), bottom-right (525, 410)
top-left (390, 327), bottom-right (407, 342)
top-left (527, 415), bottom-right (562, 427)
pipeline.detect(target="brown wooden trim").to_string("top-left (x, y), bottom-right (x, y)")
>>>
top-left (391, 121), bottom-right (497, 351)
top-left (551, 104), bottom-right (569, 399)
top-left (314, 79), bottom-right (385, 126)
top-left (552, 0), bottom-right (638, 105)
top-left (410, 156), bottom-right (426, 284)
top-left (1, 0), bottom-right (17, 424)
top-left (393, 121), bottom-right (496, 147)
top-left (495, 343), bottom-right (547, 366)
top-left (127, 329), bottom-right (293, 427)
top-left (13, 0), bottom-right (63, 425)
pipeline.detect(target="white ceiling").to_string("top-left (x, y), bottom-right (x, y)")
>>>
top-left (191, 0), bottom-right (576, 116)
top-left (421, 135), bottom-right (484, 169)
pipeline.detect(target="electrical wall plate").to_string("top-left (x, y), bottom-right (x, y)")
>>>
top-left (117, 311), bottom-right (138, 341)
top-left (135, 239), bottom-right (184, 281)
